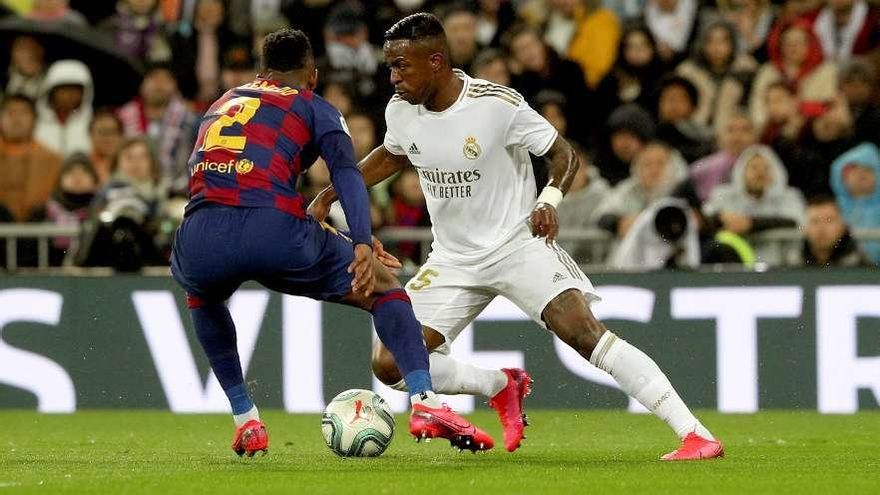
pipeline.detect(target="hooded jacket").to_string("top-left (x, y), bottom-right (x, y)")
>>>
top-left (557, 167), bottom-right (610, 263)
top-left (704, 145), bottom-right (805, 264)
top-left (704, 145), bottom-right (805, 223)
top-left (830, 142), bottom-right (880, 262)
top-left (34, 60), bottom-right (93, 157)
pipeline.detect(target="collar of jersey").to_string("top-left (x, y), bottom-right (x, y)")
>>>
top-left (419, 69), bottom-right (469, 117)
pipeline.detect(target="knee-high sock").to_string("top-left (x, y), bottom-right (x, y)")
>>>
top-left (590, 331), bottom-right (714, 440)
top-left (371, 289), bottom-right (433, 397)
top-left (388, 353), bottom-right (508, 398)
top-left (190, 300), bottom-right (253, 417)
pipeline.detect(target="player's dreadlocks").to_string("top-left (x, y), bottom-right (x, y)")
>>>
top-left (262, 28), bottom-right (313, 73)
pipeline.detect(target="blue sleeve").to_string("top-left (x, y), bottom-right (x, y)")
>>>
top-left (318, 129), bottom-right (372, 247)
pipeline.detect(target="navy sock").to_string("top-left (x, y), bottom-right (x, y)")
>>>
top-left (190, 301), bottom-right (254, 415)
top-left (371, 289), bottom-right (433, 396)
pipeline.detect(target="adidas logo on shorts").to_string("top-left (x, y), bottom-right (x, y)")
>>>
top-left (409, 143), bottom-right (421, 154)
top-left (552, 272), bottom-right (567, 283)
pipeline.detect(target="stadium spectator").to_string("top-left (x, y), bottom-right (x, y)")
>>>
top-left (475, 0), bottom-right (517, 48)
top-left (99, 0), bottom-right (171, 62)
top-left (597, 141), bottom-right (690, 239)
top-left (557, 145), bottom-right (610, 263)
top-left (28, 0), bottom-right (88, 24)
top-left (472, 48), bottom-right (510, 85)
top-left (88, 109), bottom-right (124, 185)
top-left (441, 3), bottom-right (481, 73)
top-left (750, 19), bottom-right (838, 129)
top-left (117, 62), bottom-right (198, 197)
top-left (759, 81), bottom-right (805, 144)
top-left (0, 93), bottom-right (62, 222)
top-left (168, 0), bottom-right (240, 105)
top-left (801, 0), bottom-right (880, 61)
top-left (690, 109), bottom-right (758, 202)
top-left (718, 0), bottom-right (775, 62)
top-left (26, 153), bottom-right (98, 266)
top-left (346, 111), bottom-right (377, 162)
top-left (830, 142), bottom-right (880, 262)
top-left (594, 24), bottom-right (667, 125)
top-left (676, 19), bottom-right (758, 132)
top-left (320, 76), bottom-right (356, 117)
top-left (219, 44), bottom-right (257, 93)
top-left (644, 0), bottom-right (702, 64)
top-left (318, 1), bottom-right (386, 120)
top-left (704, 144), bottom-right (806, 263)
top-left (774, 93), bottom-right (857, 197)
top-left (787, 195), bottom-right (873, 267)
top-left (4, 36), bottom-right (46, 100)
top-left (506, 24), bottom-right (591, 143)
top-left (34, 59), bottom-right (93, 157)
top-left (838, 57), bottom-right (880, 147)
top-left (534, 90), bottom-right (569, 138)
top-left (544, 0), bottom-right (620, 88)
top-left (655, 75), bottom-right (715, 163)
top-left (595, 103), bottom-right (655, 185)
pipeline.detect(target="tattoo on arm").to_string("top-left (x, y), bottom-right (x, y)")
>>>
top-left (543, 136), bottom-right (579, 194)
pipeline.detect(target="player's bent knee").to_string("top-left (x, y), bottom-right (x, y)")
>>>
top-left (543, 289), bottom-right (606, 357)
top-left (371, 343), bottom-right (403, 385)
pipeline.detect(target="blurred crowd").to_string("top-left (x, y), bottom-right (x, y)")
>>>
top-left (0, 0), bottom-right (879, 271)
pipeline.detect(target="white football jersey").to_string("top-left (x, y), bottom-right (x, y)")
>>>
top-left (383, 71), bottom-right (558, 264)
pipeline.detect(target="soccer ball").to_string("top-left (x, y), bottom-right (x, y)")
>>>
top-left (321, 389), bottom-right (396, 457)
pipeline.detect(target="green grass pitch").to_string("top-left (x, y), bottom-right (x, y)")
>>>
top-left (1, 410), bottom-right (879, 494)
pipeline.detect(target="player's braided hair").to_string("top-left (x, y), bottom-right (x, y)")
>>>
top-left (262, 28), bottom-right (313, 73)
top-left (384, 12), bottom-right (446, 44)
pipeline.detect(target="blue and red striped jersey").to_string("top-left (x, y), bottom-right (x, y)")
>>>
top-left (185, 78), bottom-right (346, 219)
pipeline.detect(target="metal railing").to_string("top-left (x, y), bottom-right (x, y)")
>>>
top-left (2, 223), bottom-right (880, 272)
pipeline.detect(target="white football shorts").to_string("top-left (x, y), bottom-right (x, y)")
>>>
top-left (405, 237), bottom-right (600, 353)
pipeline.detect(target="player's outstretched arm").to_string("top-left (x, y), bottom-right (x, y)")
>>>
top-left (530, 135), bottom-right (580, 244)
top-left (308, 145), bottom-right (411, 222)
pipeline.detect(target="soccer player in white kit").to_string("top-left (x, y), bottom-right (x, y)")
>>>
top-left (309, 13), bottom-right (723, 461)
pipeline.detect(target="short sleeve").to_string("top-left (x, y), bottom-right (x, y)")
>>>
top-left (504, 100), bottom-right (559, 156)
top-left (383, 102), bottom-right (407, 156)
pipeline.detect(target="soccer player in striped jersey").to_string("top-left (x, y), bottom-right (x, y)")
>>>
top-left (309, 14), bottom-right (723, 460)
top-left (172, 28), bottom-right (493, 457)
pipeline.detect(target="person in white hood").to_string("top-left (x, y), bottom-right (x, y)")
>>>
top-left (34, 59), bottom-right (94, 157)
top-left (704, 144), bottom-right (805, 263)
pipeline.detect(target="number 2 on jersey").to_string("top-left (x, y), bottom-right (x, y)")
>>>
top-left (200, 96), bottom-right (262, 153)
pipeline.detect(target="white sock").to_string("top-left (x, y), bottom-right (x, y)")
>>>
top-left (388, 353), bottom-right (508, 399)
top-left (428, 353), bottom-right (509, 398)
top-left (590, 331), bottom-right (715, 441)
top-left (410, 390), bottom-right (443, 408)
top-left (233, 405), bottom-right (260, 427)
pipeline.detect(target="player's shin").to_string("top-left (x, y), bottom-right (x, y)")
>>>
top-left (387, 353), bottom-right (508, 397)
top-left (590, 331), bottom-right (715, 441)
top-left (190, 301), bottom-right (258, 425)
top-left (370, 289), bottom-right (440, 406)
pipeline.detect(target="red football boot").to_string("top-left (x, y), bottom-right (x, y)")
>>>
top-left (660, 432), bottom-right (724, 461)
top-left (487, 368), bottom-right (533, 452)
top-left (231, 419), bottom-right (269, 457)
top-left (409, 403), bottom-right (495, 452)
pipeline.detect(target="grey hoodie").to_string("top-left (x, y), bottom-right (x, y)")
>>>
top-left (597, 148), bottom-right (689, 219)
top-left (557, 167), bottom-right (610, 263)
top-left (704, 144), bottom-right (805, 223)
top-left (704, 145), bottom-right (805, 265)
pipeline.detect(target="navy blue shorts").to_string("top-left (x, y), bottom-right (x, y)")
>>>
top-left (171, 205), bottom-right (355, 304)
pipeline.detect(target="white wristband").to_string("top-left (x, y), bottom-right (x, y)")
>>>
top-left (537, 186), bottom-right (563, 208)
